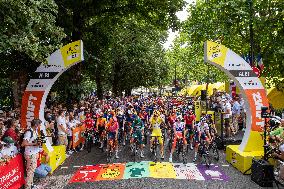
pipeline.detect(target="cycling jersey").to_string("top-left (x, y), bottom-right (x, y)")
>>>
top-left (173, 122), bottom-right (185, 132)
top-left (84, 118), bottom-right (94, 129)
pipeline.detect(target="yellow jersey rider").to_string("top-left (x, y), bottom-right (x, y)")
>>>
top-left (149, 110), bottom-right (165, 159)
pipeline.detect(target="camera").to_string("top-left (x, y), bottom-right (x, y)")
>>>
top-left (261, 106), bottom-right (270, 118)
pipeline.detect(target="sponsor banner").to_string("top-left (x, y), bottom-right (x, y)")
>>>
top-left (30, 72), bottom-right (58, 80)
top-left (205, 41), bottom-right (228, 67)
top-left (173, 163), bottom-right (205, 180)
top-left (96, 163), bottom-right (125, 181)
top-left (245, 89), bottom-right (269, 131)
top-left (0, 154), bottom-right (25, 189)
top-left (69, 165), bottom-right (102, 183)
top-left (26, 79), bottom-right (53, 91)
top-left (60, 40), bottom-right (83, 68)
top-left (229, 70), bottom-right (257, 78)
top-left (72, 125), bottom-right (86, 149)
top-left (236, 77), bottom-right (264, 90)
top-left (123, 162), bottom-right (150, 179)
top-left (149, 162), bottom-right (176, 178)
top-left (35, 64), bottom-right (63, 73)
top-left (224, 50), bottom-right (252, 70)
top-left (197, 165), bottom-right (229, 181)
top-left (20, 91), bottom-right (44, 129)
top-left (195, 101), bottom-right (201, 122)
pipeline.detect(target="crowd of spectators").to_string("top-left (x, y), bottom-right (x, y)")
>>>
top-left (208, 89), bottom-right (246, 138)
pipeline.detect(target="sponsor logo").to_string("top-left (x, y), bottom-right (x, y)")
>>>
top-left (244, 80), bottom-right (258, 86)
top-left (252, 92), bottom-right (264, 128)
top-left (31, 82), bottom-right (44, 88)
top-left (26, 94), bottom-right (37, 127)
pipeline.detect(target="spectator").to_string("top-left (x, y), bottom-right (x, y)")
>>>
top-left (66, 114), bottom-right (78, 154)
top-left (232, 97), bottom-right (241, 134)
top-left (223, 98), bottom-right (232, 138)
top-left (2, 118), bottom-right (19, 144)
top-left (22, 119), bottom-right (43, 189)
top-left (0, 118), bottom-right (5, 138)
top-left (57, 110), bottom-right (68, 149)
top-left (34, 151), bottom-right (52, 178)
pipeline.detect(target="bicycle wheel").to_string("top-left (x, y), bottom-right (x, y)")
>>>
top-left (211, 142), bottom-right (219, 161)
top-left (87, 137), bottom-right (92, 153)
top-left (202, 154), bottom-right (212, 168)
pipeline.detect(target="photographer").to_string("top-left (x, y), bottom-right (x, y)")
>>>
top-left (22, 119), bottom-right (43, 189)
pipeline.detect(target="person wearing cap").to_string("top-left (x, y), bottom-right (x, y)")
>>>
top-left (22, 119), bottom-right (42, 189)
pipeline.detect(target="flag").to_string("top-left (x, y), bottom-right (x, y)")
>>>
top-left (256, 54), bottom-right (264, 72)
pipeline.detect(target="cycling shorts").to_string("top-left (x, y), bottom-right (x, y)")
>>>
top-left (108, 131), bottom-right (117, 139)
top-left (151, 129), bottom-right (163, 145)
top-left (172, 132), bottom-right (187, 150)
top-left (194, 132), bottom-right (208, 143)
top-left (98, 126), bottom-right (106, 135)
top-left (132, 131), bottom-right (143, 145)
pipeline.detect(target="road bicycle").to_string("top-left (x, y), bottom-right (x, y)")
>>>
top-left (106, 137), bottom-right (116, 163)
top-left (208, 138), bottom-right (219, 161)
top-left (176, 136), bottom-right (187, 164)
top-left (198, 140), bottom-right (212, 168)
top-left (151, 136), bottom-right (159, 162)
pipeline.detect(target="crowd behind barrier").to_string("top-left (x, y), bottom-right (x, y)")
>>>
top-left (0, 89), bottom-right (283, 188)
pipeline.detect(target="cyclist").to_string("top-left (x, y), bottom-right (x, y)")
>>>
top-left (193, 118), bottom-right (211, 162)
top-left (106, 118), bottom-right (119, 159)
top-left (96, 112), bottom-right (107, 149)
top-left (130, 116), bottom-right (145, 158)
top-left (149, 110), bottom-right (165, 159)
top-left (169, 115), bottom-right (187, 162)
top-left (184, 109), bottom-right (196, 150)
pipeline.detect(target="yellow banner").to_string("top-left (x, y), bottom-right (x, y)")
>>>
top-left (205, 41), bottom-right (228, 67)
top-left (195, 101), bottom-right (201, 122)
top-left (60, 40), bottom-right (83, 68)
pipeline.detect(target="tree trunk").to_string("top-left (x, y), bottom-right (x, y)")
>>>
top-left (11, 70), bottom-right (28, 108)
top-left (125, 89), bottom-right (132, 97)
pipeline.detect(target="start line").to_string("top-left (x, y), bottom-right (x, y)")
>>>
top-left (69, 161), bottom-right (229, 183)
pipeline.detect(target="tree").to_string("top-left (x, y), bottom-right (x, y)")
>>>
top-left (0, 0), bottom-right (66, 107)
top-left (53, 0), bottom-right (186, 99)
top-left (175, 0), bottom-right (284, 88)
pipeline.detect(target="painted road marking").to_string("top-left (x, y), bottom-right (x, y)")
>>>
top-left (69, 161), bottom-right (230, 183)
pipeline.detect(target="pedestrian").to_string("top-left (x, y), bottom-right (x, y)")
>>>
top-left (57, 110), bottom-right (68, 149)
top-left (22, 119), bottom-right (42, 189)
top-left (232, 97), bottom-right (241, 134)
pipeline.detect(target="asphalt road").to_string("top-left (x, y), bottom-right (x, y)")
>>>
top-left (34, 134), bottom-right (274, 189)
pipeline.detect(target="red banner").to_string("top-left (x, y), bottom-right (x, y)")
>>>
top-left (0, 154), bottom-right (25, 189)
top-left (245, 89), bottom-right (269, 132)
top-left (20, 91), bottom-right (44, 129)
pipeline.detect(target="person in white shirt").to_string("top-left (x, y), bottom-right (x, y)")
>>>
top-left (66, 114), bottom-right (78, 154)
top-left (232, 97), bottom-right (241, 134)
top-left (222, 98), bottom-right (232, 138)
top-left (57, 110), bottom-right (68, 147)
top-left (22, 119), bottom-right (42, 189)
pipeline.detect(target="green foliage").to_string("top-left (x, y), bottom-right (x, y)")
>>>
top-left (0, 0), bottom-right (66, 62)
top-left (172, 0), bottom-right (284, 87)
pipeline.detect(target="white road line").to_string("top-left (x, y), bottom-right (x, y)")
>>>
top-left (60, 167), bottom-right (68, 169)
top-left (73, 165), bottom-right (83, 168)
top-left (222, 164), bottom-right (230, 167)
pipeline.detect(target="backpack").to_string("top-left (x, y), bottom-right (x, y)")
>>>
top-left (19, 129), bottom-right (33, 154)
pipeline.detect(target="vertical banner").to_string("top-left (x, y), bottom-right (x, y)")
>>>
top-left (204, 41), bottom-right (269, 152)
top-left (195, 101), bottom-right (201, 122)
top-left (0, 154), bottom-right (25, 189)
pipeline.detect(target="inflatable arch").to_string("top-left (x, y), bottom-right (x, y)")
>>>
top-left (20, 40), bottom-right (84, 152)
top-left (204, 41), bottom-right (269, 173)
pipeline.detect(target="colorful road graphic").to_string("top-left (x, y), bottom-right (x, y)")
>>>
top-left (69, 161), bottom-right (229, 183)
